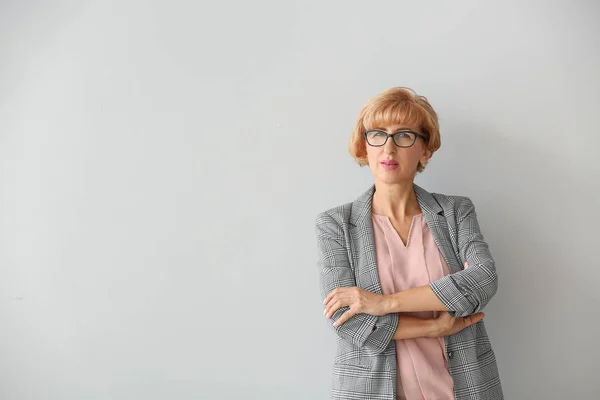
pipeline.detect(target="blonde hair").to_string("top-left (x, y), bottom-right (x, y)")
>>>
top-left (348, 87), bottom-right (441, 172)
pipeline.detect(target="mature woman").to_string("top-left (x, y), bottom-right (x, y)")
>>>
top-left (316, 87), bottom-right (502, 400)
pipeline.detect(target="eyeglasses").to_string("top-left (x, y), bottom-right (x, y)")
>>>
top-left (364, 129), bottom-right (429, 148)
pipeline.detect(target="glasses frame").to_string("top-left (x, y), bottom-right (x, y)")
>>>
top-left (364, 129), bottom-right (429, 148)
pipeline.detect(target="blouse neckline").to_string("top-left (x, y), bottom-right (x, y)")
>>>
top-left (372, 212), bottom-right (424, 220)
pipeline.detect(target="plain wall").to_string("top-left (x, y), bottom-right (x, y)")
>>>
top-left (1, 0), bottom-right (599, 399)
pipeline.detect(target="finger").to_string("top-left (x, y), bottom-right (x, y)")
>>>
top-left (471, 312), bottom-right (485, 324)
top-left (324, 296), bottom-right (335, 316)
top-left (323, 288), bottom-right (338, 306)
top-left (438, 311), bottom-right (451, 320)
top-left (324, 291), bottom-right (340, 312)
top-left (325, 290), bottom-right (354, 316)
top-left (325, 293), bottom-right (349, 318)
top-left (326, 299), bottom-right (346, 319)
top-left (324, 287), bottom-right (349, 307)
top-left (325, 299), bottom-right (340, 319)
top-left (333, 308), bottom-right (357, 327)
top-left (464, 312), bottom-right (485, 327)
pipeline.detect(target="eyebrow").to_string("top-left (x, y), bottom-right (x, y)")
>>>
top-left (373, 127), bottom-right (415, 132)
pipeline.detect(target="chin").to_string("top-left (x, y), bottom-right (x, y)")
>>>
top-left (377, 174), bottom-right (407, 184)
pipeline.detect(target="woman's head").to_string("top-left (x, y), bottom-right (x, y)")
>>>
top-left (348, 87), bottom-right (441, 184)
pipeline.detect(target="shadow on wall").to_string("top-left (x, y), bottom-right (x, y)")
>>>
top-left (434, 119), bottom-right (589, 397)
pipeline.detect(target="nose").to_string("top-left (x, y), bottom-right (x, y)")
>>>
top-left (384, 136), bottom-right (396, 154)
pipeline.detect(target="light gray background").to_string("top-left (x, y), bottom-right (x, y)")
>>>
top-left (1, 1), bottom-right (599, 399)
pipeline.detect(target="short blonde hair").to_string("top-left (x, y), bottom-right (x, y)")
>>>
top-left (348, 87), bottom-right (441, 172)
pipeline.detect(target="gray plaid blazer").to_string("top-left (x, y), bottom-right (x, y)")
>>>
top-left (316, 183), bottom-right (503, 400)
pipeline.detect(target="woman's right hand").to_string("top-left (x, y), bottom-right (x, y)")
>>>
top-left (431, 311), bottom-right (485, 337)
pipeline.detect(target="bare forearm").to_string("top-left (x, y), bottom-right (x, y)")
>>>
top-left (392, 314), bottom-right (437, 340)
top-left (385, 285), bottom-right (448, 313)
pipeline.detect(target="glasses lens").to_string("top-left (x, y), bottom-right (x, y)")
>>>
top-left (393, 131), bottom-right (417, 147)
top-left (366, 131), bottom-right (388, 146)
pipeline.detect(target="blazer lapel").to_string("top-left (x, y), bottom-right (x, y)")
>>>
top-left (348, 185), bottom-right (384, 294)
top-left (349, 183), bottom-right (462, 293)
top-left (413, 183), bottom-right (462, 274)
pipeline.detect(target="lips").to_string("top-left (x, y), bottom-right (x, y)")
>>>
top-left (381, 160), bottom-right (399, 170)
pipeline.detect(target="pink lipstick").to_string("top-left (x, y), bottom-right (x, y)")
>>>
top-left (381, 160), bottom-right (398, 170)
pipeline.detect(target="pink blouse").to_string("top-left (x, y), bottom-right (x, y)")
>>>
top-left (372, 212), bottom-right (456, 400)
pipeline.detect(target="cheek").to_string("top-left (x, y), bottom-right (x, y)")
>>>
top-left (401, 149), bottom-right (423, 164)
top-left (366, 147), bottom-right (379, 166)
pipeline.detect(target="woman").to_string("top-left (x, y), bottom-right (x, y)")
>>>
top-left (316, 87), bottom-right (502, 400)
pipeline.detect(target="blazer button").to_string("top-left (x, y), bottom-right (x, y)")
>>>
top-left (372, 325), bottom-right (377, 331)
top-left (447, 351), bottom-right (454, 359)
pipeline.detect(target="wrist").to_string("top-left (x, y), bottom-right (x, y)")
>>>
top-left (380, 294), bottom-right (395, 315)
top-left (381, 293), bottom-right (398, 314)
top-left (425, 318), bottom-right (440, 338)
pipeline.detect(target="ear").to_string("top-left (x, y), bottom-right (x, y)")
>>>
top-left (421, 149), bottom-right (433, 164)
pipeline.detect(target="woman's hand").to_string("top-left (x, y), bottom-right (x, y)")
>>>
top-left (431, 311), bottom-right (485, 337)
top-left (323, 287), bottom-right (388, 327)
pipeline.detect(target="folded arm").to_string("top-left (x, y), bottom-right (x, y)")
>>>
top-left (383, 197), bottom-right (498, 318)
top-left (392, 311), bottom-right (485, 340)
top-left (317, 212), bottom-right (398, 355)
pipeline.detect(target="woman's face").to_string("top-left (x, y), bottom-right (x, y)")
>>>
top-left (365, 123), bottom-right (432, 184)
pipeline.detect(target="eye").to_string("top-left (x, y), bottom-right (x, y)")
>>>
top-left (395, 131), bottom-right (418, 140)
top-left (366, 131), bottom-right (386, 139)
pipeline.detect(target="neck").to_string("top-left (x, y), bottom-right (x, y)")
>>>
top-left (371, 180), bottom-right (421, 220)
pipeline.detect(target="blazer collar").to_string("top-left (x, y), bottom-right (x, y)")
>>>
top-left (349, 182), bottom-right (443, 227)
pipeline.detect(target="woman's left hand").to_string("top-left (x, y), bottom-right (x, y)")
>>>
top-left (323, 287), bottom-right (388, 327)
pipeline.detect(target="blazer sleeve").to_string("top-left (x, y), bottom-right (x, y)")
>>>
top-left (429, 197), bottom-right (499, 318)
top-left (316, 212), bottom-right (398, 355)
